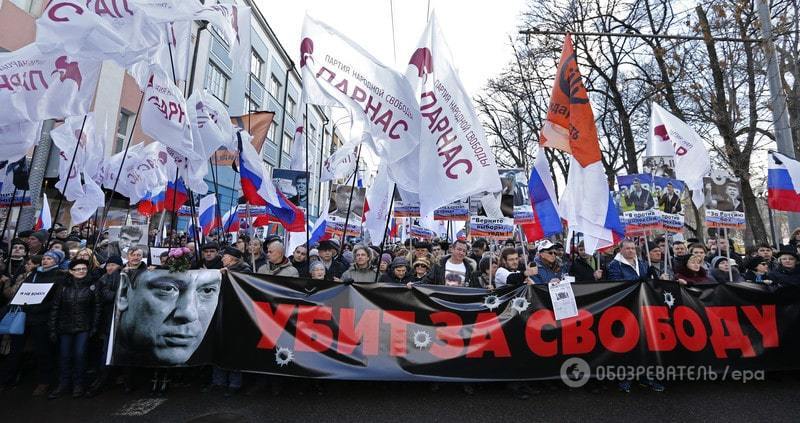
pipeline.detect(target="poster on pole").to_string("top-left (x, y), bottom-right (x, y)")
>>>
top-left (615, 174), bottom-right (662, 234)
top-left (703, 173), bottom-right (746, 229)
top-left (409, 225), bottom-right (435, 240)
top-left (653, 176), bottom-right (685, 233)
top-left (328, 184), bottom-right (366, 223)
top-left (642, 156), bottom-right (676, 179)
top-left (433, 200), bottom-right (470, 221)
top-left (468, 216), bottom-right (514, 240)
top-left (273, 169), bottom-right (309, 210)
top-left (393, 201), bottom-right (421, 218)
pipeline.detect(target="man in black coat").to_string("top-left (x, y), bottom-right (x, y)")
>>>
top-left (317, 240), bottom-right (348, 281)
top-left (194, 242), bottom-right (223, 270)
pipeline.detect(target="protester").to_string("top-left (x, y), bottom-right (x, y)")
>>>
top-left (410, 257), bottom-right (432, 284)
top-left (568, 242), bottom-right (603, 282)
top-left (743, 258), bottom-right (773, 284)
top-left (317, 240), bottom-right (348, 281)
top-left (309, 261), bottom-right (326, 280)
top-left (27, 230), bottom-right (48, 256)
top-left (378, 253), bottom-right (392, 275)
top-left (123, 247), bottom-right (148, 283)
top-left (379, 257), bottom-right (411, 284)
top-left (194, 242), bottom-right (223, 270)
top-left (495, 247), bottom-right (537, 287)
top-left (341, 245), bottom-right (379, 282)
top-left (531, 241), bottom-right (567, 284)
top-left (469, 255), bottom-right (498, 289)
top-left (755, 243), bottom-right (778, 271)
top-left (688, 243), bottom-right (710, 270)
top-left (768, 250), bottom-right (800, 287)
top-left (3, 238), bottom-right (29, 282)
top-left (47, 259), bottom-right (99, 399)
top-left (675, 255), bottom-right (715, 285)
top-left (235, 236), bottom-right (248, 254)
top-left (644, 242), bottom-right (673, 280)
top-left (0, 255), bottom-right (40, 392)
top-left (86, 255), bottom-right (124, 397)
top-left (709, 257), bottom-right (743, 283)
top-left (607, 240), bottom-right (649, 281)
top-left (257, 241), bottom-right (299, 277)
top-left (407, 241), bottom-right (434, 266)
top-left (468, 238), bottom-right (488, 264)
top-left (290, 245), bottom-right (309, 278)
top-left (19, 249), bottom-right (67, 396)
top-left (246, 239), bottom-right (268, 271)
top-left (429, 239), bottom-right (477, 287)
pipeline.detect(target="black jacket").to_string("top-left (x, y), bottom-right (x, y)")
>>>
top-left (291, 258), bottom-right (310, 278)
top-left (193, 256), bottom-right (223, 270)
top-left (226, 261), bottom-right (252, 273)
top-left (96, 270), bottom-right (121, 334)
top-left (123, 261), bottom-right (148, 284)
top-left (768, 266), bottom-right (800, 287)
top-left (569, 256), bottom-right (598, 282)
top-left (323, 258), bottom-right (349, 281)
top-left (379, 272), bottom-right (411, 284)
top-left (49, 276), bottom-right (100, 335)
top-left (23, 266), bottom-right (66, 326)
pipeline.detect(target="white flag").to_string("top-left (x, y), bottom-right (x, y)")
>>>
top-left (36, 0), bottom-right (160, 66)
top-left (0, 121), bottom-right (43, 163)
top-left (141, 64), bottom-right (198, 161)
top-left (650, 103), bottom-right (711, 207)
top-left (128, 20), bottom-right (193, 89)
top-left (70, 175), bottom-right (104, 225)
top-left (320, 141), bottom-right (358, 182)
top-left (0, 45), bottom-right (102, 125)
top-left (395, 13), bottom-right (501, 217)
top-left (300, 15), bottom-right (420, 163)
top-left (288, 97), bottom-right (307, 171)
top-left (364, 162), bottom-right (394, 245)
top-left (51, 114), bottom-right (94, 202)
top-left (102, 142), bottom-right (168, 204)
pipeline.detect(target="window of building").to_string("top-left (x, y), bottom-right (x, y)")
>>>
top-left (267, 124), bottom-right (276, 143)
top-left (251, 50), bottom-right (264, 81)
top-left (114, 110), bottom-right (133, 153)
top-left (286, 96), bottom-right (297, 116)
top-left (282, 131), bottom-right (293, 154)
top-left (269, 74), bottom-right (281, 99)
top-left (243, 94), bottom-right (259, 114)
top-left (309, 124), bottom-right (317, 141)
top-left (205, 62), bottom-right (229, 104)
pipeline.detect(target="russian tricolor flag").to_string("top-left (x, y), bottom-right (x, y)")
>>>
top-left (222, 205), bottom-right (241, 233)
top-left (768, 151), bottom-right (800, 212)
top-left (198, 194), bottom-right (221, 236)
top-left (35, 193), bottom-right (52, 231)
top-left (239, 133), bottom-right (280, 207)
top-left (265, 190), bottom-right (306, 232)
top-left (525, 151), bottom-right (563, 241)
top-left (138, 187), bottom-right (167, 216)
top-left (164, 177), bottom-right (188, 212)
top-left (308, 209), bottom-right (331, 246)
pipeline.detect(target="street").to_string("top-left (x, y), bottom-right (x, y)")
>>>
top-left (2, 373), bottom-right (799, 422)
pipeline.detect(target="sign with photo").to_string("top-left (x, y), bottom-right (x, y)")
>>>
top-left (328, 184), bottom-right (366, 223)
top-left (468, 216), bottom-right (514, 240)
top-left (498, 168), bottom-right (529, 220)
top-left (653, 176), bottom-right (685, 233)
top-left (642, 156), bottom-right (676, 179)
top-left (616, 174), bottom-right (662, 234)
top-left (273, 169), bottom-right (310, 209)
top-left (703, 173), bottom-right (746, 229)
top-left (393, 201), bottom-right (421, 218)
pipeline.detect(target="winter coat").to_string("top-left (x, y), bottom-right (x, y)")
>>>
top-left (49, 275), bottom-right (100, 335)
top-left (606, 254), bottom-right (649, 282)
top-left (323, 257), bottom-right (349, 281)
top-left (710, 268), bottom-right (744, 283)
top-left (767, 266), bottom-right (800, 287)
top-left (96, 270), bottom-right (121, 335)
top-left (468, 272), bottom-right (494, 289)
top-left (123, 261), bottom-right (148, 284)
top-left (246, 253), bottom-right (268, 271)
top-left (226, 261), bottom-right (252, 273)
top-left (193, 256), bottom-right (223, 270)
top-left (675, 266), bottom-right (715, 285)
top-left (429, 255), bottom-right (477, 286)
top-left (341, 264), bottom-right (380, 283)
top-left (743, 270), bottom-right (771, 284)
top-left (569, 256), bottom-right (598, 282)
top-left (258, 259), bottom-right (300, 277)
top-left (291, 258), bottom-right (310, 278)
top-left (532, 255), bottom-right (568, 285)
top-left (22, 265), bottom-right (66, 326)
top-left (379, 271), bottom-right (411, 284)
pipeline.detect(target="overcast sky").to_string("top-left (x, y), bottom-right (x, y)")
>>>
top-left (255, 0), bottom-right (528, 99)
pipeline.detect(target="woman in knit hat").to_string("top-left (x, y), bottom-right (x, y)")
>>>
top-left (310, 261), bottom-right (326, 280)
top-left (743, 257), bottom-right (772, 284)
top-left (378, 253), bottom-right (392, 275)
top-left (410, 257), bottom-right (431, 283)
top-left (709, 256), bottom-right (744, 283)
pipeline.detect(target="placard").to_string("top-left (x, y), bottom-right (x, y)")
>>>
top-left (10, 283), bottom-right (54, 305)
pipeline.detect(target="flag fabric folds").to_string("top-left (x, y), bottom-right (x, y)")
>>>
top-left (138, 187), bottom-right (166, 217)
top-left (308, 209), bottom-right (331, 247)
top-left (768, 151), bottom-right (800, 212)
top-left (239, 135), bottom-right (280, 206)
top-left (300, 15), bottom-right (420, 163)
top-left (265, 191), bottom-right (306, 232)
top-left (0, 45), bottom-right (102, 125)
top-left (198, 193), bottom-right (221, 236)
top-left (542, 35), bottom-right (622, 253)
top-left (35, 193), bottom-right (52, 231)
top-left (525, 151), bottom-right (562, 241)
top-left (141, 64), bottom-right (197, 160)
top-left (649, 103), bottom-right (711, 207)
top-left (364, 162), bottom-right (394, 246)
top-left (0, 121), bottom-right (43, 164)
top-left (164, 177), bottom-right (188, 212)
top-left (391, 13), bottom-right (501, 217)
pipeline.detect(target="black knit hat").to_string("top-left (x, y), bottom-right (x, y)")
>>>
top-left (222, 246), bottom-right (243, 259)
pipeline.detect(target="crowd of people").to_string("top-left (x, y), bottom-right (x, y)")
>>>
top-left (1, 223), bottom-right (799, 399)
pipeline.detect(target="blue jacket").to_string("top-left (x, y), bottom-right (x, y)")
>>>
top-left (607, 254), bottom-right (649, 281)
top-left (532, 255), bottom-right (568, 284)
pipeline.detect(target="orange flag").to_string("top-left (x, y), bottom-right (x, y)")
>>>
top-left (539, 35), bottom-right (602, 168)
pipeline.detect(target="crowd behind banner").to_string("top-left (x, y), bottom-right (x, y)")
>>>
top-left (1, 222), bottom-right (799, 399)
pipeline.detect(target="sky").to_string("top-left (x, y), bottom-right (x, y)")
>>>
top-left (255, 0), bottom-right (528, 99)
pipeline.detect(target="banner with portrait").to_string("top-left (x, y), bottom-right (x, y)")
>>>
top-left (328, 184), bottom-right (366, 225)
top-left (703, 174), bottom-right (746, 229)
top-left (273, 169), bottom-right (310, 211)
top-left (498, 169), bottom-right (532, 223)
top-left (653, 176), bottom-right (685, 233)
top-left (110, 271), bottom-right (800, 382)
top-left (324, 215), bottom-right (362, 238)
top-left (616, 174), bottom-right (661, 234)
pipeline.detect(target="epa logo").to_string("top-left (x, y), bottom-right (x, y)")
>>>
top-left (560, 357), bottom-right (591, 388)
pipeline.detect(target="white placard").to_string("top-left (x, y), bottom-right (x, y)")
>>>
top-left (548, 280), bottom-right (578, 321)
top-left (150, 247), bottom-right (169, 266)
top-left (10, 283), bottom-right (54, 305)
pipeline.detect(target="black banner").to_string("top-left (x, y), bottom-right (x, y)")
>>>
top-left (110, 270), bottom-right (800, 381)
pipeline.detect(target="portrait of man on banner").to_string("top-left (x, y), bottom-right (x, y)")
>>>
top-left (704, 174), bottom-right (745, 213)
top-left (273, 169), bottom-right (309, 210)
top-left (110, 269), bottom-right (221, 366)
top-left (328, 184), bottom-right (366, 222)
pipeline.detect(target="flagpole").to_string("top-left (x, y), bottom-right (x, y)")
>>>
top-left (93, 92), bottom-right (145, 251)
top-left (725, 228), bottom-right (733, 282)
top-left (11, 189), bottom-right (27, 242)
top-left (339, 144), bottom-right (362, 248)
top-left (47, 115), bottom-right (88, 247)
top-left (767, 204), bottom-right (778, 247)
top-left (167, 167), bottom-right (181, 250)
top-left (375, 186), bottom-right (396, 282)
top-left (1, 186), bottom-right (17, 249)
top-left (304, 103), bottom-right (311, 263)
top-left (187, 189), bottom-right (202, 257)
